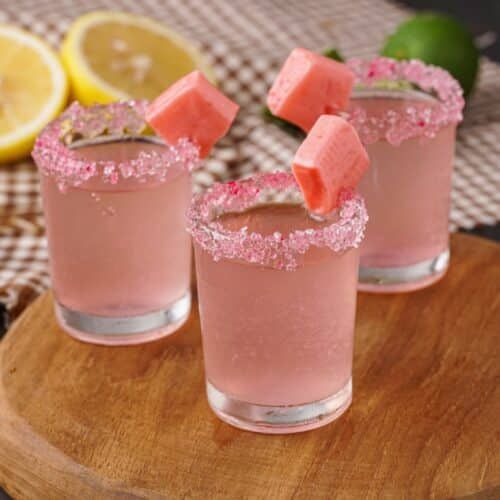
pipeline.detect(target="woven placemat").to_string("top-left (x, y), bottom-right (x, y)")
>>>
top-left (0, 0), bottom-right (499, 323)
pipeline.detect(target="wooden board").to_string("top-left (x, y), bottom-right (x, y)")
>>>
top-left (0, 233), bottom-right (499, 499)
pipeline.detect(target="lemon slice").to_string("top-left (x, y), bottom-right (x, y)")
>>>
top-left (61, 11), bottom-right (216, 105)
top-left (0, 24), bottom-right (68, 163)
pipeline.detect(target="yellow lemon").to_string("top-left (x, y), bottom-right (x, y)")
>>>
top-left (0, 24), bottom-right (68, 163)
top-left (61, 10), bottom-right (216, 105)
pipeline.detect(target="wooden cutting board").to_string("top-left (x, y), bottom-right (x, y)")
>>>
top-left (0, 233), bottom-right (499, 499)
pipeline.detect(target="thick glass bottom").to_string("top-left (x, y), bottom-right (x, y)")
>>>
top-left (358, 249), bottom-right (449, 293)
top-left (206, 378), bottom-right (352, 434)
top-left (55, 291), bottom-right (191, 346)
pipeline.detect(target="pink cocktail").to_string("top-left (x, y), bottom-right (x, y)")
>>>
top-left (346, 58), bottom-right (464, 292)
top-left (33, 102), bottom-right (199, 345)
top-left (189, 172), bottom-right (367, 433)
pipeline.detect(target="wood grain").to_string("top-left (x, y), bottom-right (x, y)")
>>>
top-left (0, 233), bottom-right (499, 499)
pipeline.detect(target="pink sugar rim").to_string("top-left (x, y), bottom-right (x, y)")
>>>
top-left (32, 100), bottom-right (200, 190)
top-left (344, 57), bottom-right (465, 145)
top-left (187, 171), bottom-right (368, 271)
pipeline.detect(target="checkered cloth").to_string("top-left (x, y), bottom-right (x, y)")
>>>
top-left (1, 0), bottom-right (499, 326)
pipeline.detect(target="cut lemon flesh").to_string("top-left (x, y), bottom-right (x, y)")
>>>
top-left (0, 24), bottom-right (68, 163)
top-left (61, 11), bottom-right (216, 105)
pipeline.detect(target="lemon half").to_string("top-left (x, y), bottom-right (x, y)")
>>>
top-left (0, 24), bottom-right (68, 163)
top-left (61, 11), bottom-right (216, 105)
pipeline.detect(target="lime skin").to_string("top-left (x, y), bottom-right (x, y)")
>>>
top-left (382, 13), bottom-right (479, 96)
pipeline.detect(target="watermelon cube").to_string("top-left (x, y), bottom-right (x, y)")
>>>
top-left (267, 48), bottom-right (354, 132)
top-left (293, 115), bottom-right (369, 214)
top-left (146, 71), bottom-right (239, 158)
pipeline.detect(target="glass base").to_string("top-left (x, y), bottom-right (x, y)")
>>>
top-left (55, 291), bottom-right (191, 346)
top-left (358, 249), bottom-right (449, 293)
top-left (206, 378), bottom-right (352, 434)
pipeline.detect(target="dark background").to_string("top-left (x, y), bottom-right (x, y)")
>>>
top-left (404, 0), bottom-right (500, 61)
top-left (0, 1), bottom-right (498, 498)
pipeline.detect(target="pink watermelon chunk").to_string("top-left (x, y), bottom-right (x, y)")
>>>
top-left (267, 48), bottom-right (354, 132)
top-left (293, 115), bottom-right (369, 214)
top-left (146, 71), bottom-right (239, 158)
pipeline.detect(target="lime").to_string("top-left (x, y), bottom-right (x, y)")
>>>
top-left (381, 13), bottom-right (479, 96)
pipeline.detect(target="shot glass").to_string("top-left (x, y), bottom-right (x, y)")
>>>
top-left (346, 58), bottom-right (464, 292)
top-left (32, 102), bottom-right (199, 345)
top-left (188, 172), bottom-right (368, 433)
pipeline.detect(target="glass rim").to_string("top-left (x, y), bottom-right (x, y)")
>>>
top-left (32, 101), bottom-right (200, 190)
top-left (344, 57), bottom-right (464, 145)
top-left (67, 133), bottom-right (165, 150)
top-left (187, 171), bottom-right (368, 271)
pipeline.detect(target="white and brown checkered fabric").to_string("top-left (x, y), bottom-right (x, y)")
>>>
top-left (0, 0), bottom-right (499, 323)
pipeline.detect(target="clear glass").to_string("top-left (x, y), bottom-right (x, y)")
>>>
top-left (189, 173), bottom-right (367, 433)
top-left (39, 137), bottom-right (192, 345)
top-left (351, 89), bottom-right (457, 292)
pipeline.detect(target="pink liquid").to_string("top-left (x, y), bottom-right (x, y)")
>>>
top-left (353, 96), bottom-right (456, 268)
top-left (195, 203), bottom-right (359, 407)
top-left (41, 141), bottom-right (192, 317)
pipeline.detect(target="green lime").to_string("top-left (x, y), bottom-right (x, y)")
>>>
top-left (381, 13), bottom-right (479, 96)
